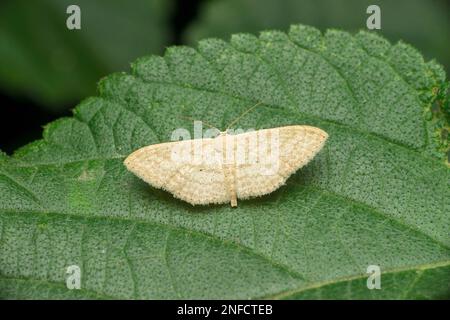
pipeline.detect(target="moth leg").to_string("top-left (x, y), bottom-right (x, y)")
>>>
top-left (230, 195), bottom-right (237, 207)
top-left (222, 163), bottom-right (238, 207)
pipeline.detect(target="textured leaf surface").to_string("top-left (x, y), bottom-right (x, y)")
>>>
top-left (0, 25), bottom-right (449, 299)
top-left (0, 0), bottom-right (172, 110)
top-left (185, 0), bottom-right (450, 75)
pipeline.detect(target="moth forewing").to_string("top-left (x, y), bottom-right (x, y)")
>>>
top-left (257, 128), bottom-right (280, 176)
top-left (200, 138), bottom-right (219, 166)
top-left (170, 139), bottom-right (191, 164)
top-left (203, 128), bottom-right (221, 166)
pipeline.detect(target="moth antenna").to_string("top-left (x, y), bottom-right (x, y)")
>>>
top-left (225, 101), bottom-right (263, 132)
top-left (178, 115), bottom-right (220, 131)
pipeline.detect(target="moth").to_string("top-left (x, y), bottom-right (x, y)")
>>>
top-left (124, 103), bottom-right (328, 207)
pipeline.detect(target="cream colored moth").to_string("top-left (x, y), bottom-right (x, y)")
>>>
top-left (124, 103), bottom-right (328, 207)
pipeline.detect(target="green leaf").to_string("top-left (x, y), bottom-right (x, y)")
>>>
top-left (185, 0), bottom-right (450, 76)
top-left (0, 24), bottom-right (449, 299)
top-left (0, 0), bottom-right (172, 111)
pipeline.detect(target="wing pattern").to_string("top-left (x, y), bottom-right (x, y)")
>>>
top-left (124, 125), bottom-right (328, 206)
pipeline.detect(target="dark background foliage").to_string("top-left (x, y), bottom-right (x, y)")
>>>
top-left (1, 0), bottom-right (449, 154)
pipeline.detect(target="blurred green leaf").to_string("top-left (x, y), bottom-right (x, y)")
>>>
top-left (0, 0), bottom-right (172, 111)
top-left (0, 24), bottom-right (449, 299)
top-left (185, 0), bottom-right (450, 75)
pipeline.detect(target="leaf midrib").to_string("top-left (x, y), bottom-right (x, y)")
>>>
top-left (2, 260), bottom-right (448, 300)
top-left (262, 259), bottom-right (450, 300)
top-left (1, 180), bottom-right (448, 295)
top-left (0, 208), bottom-right (307, 281)
top-left (4, 140), bottom-right (449, 252)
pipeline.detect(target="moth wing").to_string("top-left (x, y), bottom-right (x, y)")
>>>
top-left (234, 125), bottom-right (328, 199)
top-left (124, 138), bottom-right (228, 205)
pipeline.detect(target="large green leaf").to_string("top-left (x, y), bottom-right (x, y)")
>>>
top-left (0, 25), bottom-right (449, 299)
top-left (0, 0), bottom-right (172, 111)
